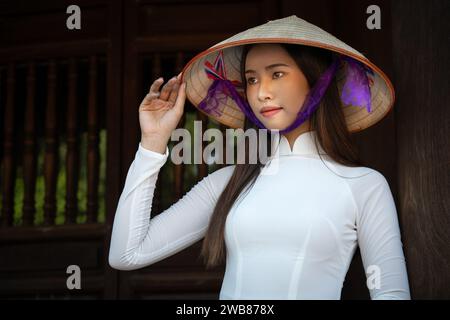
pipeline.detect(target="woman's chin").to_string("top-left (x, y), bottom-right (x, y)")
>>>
top-left (259, 118), bottom-right (289, 131)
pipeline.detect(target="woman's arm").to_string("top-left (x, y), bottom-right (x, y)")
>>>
top-left (108, 142), bottom-right (234, 270)
top-left (352, 170), bottom-right (411, 299)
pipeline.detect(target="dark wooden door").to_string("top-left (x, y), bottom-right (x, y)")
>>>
top-left (0, 0), bottom-right (123, 299)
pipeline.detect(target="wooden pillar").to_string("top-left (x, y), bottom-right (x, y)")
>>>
top-left (391, 0), bottom-right (450, 299)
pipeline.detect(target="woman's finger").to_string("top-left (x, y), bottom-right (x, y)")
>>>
top-left (168, 79), bottom-right (181, 105)
top-left (143, 91), bottom-right (160, 104)
top-left (160, 77), bottom-right (177, 101)
top-left (172, 82), bottom-right (186, 115)
top-left (148, 77), bottom-right (164, 96)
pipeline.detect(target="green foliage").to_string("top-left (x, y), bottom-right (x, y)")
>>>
top-left (0, 129), bottom-right (107, 226)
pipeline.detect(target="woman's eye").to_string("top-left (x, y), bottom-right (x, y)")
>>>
top-left (274, 72), bottom-right (284, 78)
top-left (247, 72), bottom-right (284, 85)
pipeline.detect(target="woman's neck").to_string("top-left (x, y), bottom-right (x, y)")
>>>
top-left (282, 120), bottom-right (312, 150)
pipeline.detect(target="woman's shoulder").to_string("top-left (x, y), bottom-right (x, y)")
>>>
top-left (321, 157), bottom-right (377, 178)
top-left (327, 162), bottom-right (392, 198)
top-left (323, 159), bottom-right (390, 189)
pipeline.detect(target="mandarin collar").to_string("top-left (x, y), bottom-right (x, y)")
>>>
top-left (272, 130), bottom-right (326, 156)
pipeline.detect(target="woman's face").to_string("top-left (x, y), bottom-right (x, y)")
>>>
top-left (244, 44), bottom-right (310, 130)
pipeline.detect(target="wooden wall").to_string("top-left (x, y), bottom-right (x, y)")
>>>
top-left (391, 0), bottom-right (450, 299)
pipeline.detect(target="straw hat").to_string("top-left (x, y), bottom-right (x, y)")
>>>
top-left (180, 15), bottom-right (395, 133)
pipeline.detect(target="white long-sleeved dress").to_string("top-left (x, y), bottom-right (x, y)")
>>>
top-left (108, 130), bottom-right (411, 300)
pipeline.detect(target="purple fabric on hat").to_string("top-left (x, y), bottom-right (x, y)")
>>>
top-left (198, 80), bottom-right (228, 117)
top-left (340, 56), bottom-right (372, 113)
top-left (199, 78), bottom-right (266, 128)
top-left (277, 55), bottom-right (341, 134)
top-left (198, 53), bottom-right (373, 133)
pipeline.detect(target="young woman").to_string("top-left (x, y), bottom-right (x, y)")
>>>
top-left (109, 15), bottom-right (411, 300)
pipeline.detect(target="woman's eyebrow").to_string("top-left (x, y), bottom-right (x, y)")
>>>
top-left (245, 63), bottom-right (290, 74)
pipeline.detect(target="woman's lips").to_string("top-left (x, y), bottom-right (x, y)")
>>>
top-left (260, 107), bottom-right (283, 118)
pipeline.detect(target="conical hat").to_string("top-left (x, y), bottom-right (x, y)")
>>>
top-left (181, 15), bottom-right (395, 132)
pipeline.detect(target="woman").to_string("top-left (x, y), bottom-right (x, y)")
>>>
top-left (109, 15), bottom-right (411, 300)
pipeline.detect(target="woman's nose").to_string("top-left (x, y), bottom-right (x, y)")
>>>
top-left (257, 78), bottom-right (274, 101)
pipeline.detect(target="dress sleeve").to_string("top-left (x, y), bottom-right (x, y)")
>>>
top-left (108, 142), bottom-right (235, 271)
top-left (352, 170), bottom-right (411, 299)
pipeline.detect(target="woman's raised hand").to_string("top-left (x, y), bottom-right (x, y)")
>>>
top-left (139, 73), bottom-right (186, 153)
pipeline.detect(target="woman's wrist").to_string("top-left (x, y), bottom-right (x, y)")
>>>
top-left (140, 134), bottom-right (169, 154)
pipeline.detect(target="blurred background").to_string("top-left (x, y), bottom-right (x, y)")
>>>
top-left (0, 0), bottom-right (448, 299)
